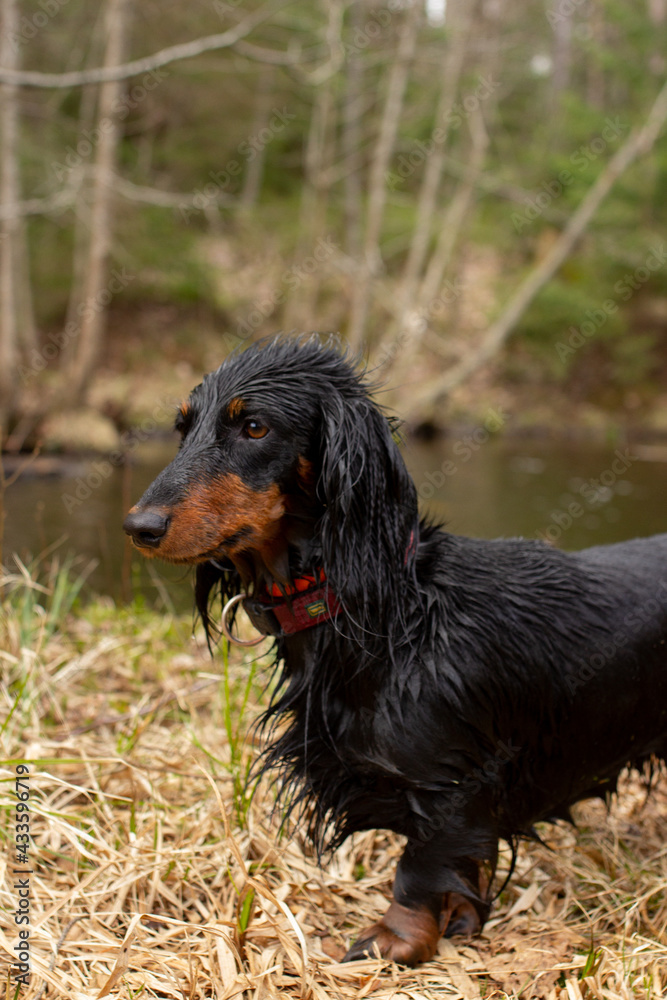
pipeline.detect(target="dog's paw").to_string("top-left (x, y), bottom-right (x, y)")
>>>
top-left (441, 892), bottom-right (482, 938)
top-left (344, 901), bottom-right (440, 966)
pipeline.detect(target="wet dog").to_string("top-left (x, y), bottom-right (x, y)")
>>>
top-left (124, 335), bottom-right (667, 965)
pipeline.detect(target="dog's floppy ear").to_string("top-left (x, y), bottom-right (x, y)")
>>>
top-left (317, 393), bottom-right (419, 643)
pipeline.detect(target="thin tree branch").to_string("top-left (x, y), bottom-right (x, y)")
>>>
top-left (347, 0), bottom-right (422, 348)
top-left (398, 104), bottom-right (489, 364)
top-left (416, 76), bottom-right (667, 413)
top-left (395, 0), bottom-right (474, 323)
top-left (416, 106), bottom-right (490, 316)
top-left (234, 38), bottom-right (304, 66)
top-left (66, 0), bottom-right (130, 401)
top-left (0, 2), bottom-right (288, 88)
top-left (341, 0), bottom-right (364, 260)
top-left (0, 172), bottom-right (235, 219)
top-left (112, 175), bottom-right (234, 209)
top-left (0, 183), bottom-right (79, 220)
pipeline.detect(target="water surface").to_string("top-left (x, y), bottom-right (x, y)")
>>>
top-left (4, 435), bottom-right (666, 610)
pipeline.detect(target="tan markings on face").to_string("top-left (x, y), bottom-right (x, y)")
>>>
top-left (227, 397), bottom-right (245, 419)
top-left (133, 474), bottom-right (285, 564)
top-left (296, 455), bottom-right (315, 492)
top-left (179, 401), bottom-right (190, 419)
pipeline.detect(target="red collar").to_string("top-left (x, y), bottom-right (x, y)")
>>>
top-left (266, 568), bottom-right (326, 598)
top-left (257, 569), bottom-right (339, 635)
top-left (241, 530), bottom-right (417, 638)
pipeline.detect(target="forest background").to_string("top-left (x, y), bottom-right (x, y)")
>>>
top-left (2, 0), bottom-right (667, 452)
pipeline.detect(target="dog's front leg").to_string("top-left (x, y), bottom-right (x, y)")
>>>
top-left (344, 837), bottom-right (488, 965)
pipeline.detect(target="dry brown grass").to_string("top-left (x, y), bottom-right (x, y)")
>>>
top-left (1, 573), bottom-right (666, 1000)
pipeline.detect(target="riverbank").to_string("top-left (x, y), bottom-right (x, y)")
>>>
top-left (14, 314), bottom-right (667, 458)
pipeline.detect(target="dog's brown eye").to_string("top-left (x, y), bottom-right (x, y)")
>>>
top-left (244, 419), bottom-right (268, 439)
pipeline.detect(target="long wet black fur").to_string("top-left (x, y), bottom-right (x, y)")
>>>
top-left (128, 334), bottom-right (667, 952)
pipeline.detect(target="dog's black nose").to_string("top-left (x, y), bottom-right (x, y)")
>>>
top-left (123, 509), bottom-right (169, 548)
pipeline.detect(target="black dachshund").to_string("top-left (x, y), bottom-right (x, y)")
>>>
top-left (124, 335), bottom-right (667, 966)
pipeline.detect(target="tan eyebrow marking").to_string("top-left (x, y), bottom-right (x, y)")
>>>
top-left (227, 397), bottom-right (245, 419)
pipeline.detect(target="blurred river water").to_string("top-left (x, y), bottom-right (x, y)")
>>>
top-left (4, 435), bottom-right (667, 611)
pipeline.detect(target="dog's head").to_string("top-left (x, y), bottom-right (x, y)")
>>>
top-left (124, 335), bottom-right (418, 638)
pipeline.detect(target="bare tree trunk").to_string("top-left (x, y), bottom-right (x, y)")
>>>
top-left (585, 3), bottom-right (605, 111)
top-left (648, 0), bottom-right (666, 75)
top-left (341, 0), bottom-right (364, 260)
top-left (0, 0), bottom-right (20, 433)
top-left (66, 0), bottom-right (131, 403)
top-left (420, 111), bottom-right (487, 304)
top-left (379, 0), bottom-right (504, 378)
top-left (414, 77), bottom-right (667, 415)
top-left (283, 82), bottom-right (333, 328)
top-left (386, 103), bottom-right (489, 379)
top-left (239, 67), bottom-right (272, 211)
top-left (549, 0), bottom-right (572, 114)
top-left (15, 221), bottom-right (37, 354)
top-left (386, 0), bottom-right (474, 349)
top-left (347, 0), bottom-right (421, 349)
top-left (65, 69), bottom-right (105, 338)
top-left (283, 1), bottom-right (342, 330)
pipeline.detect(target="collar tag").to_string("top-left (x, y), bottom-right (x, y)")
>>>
top-left (267, 584), bottom-right (339, 634)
